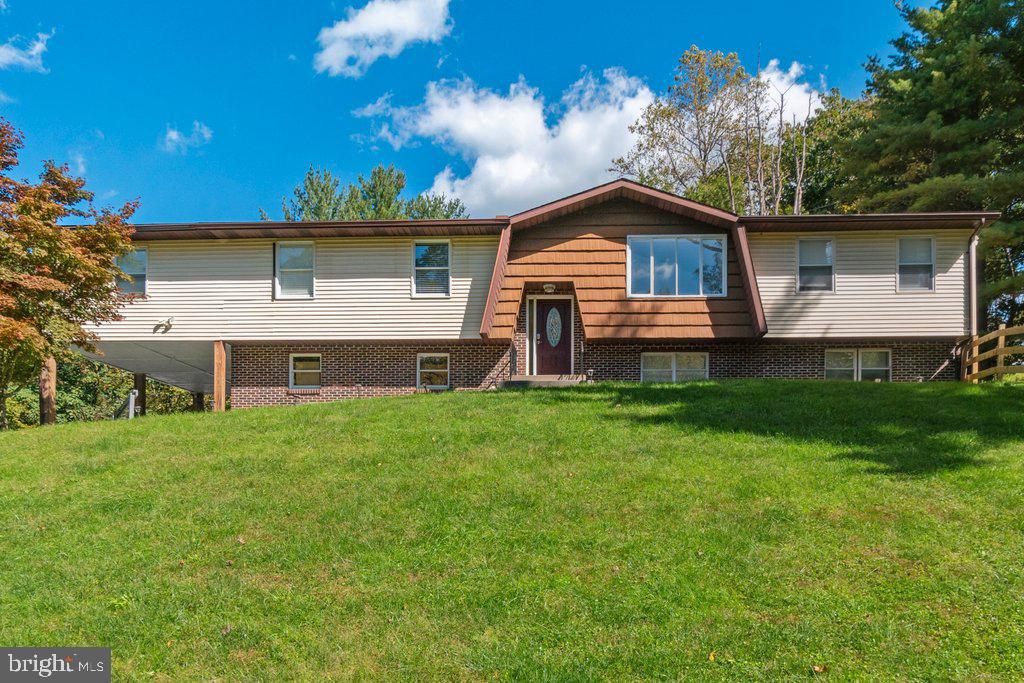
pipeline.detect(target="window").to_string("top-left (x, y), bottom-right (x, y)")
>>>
top-left (627, 236), bottom-right (726, 297)
top-left (275, 242), bottom-right (315, 299)
top-left (289, 354), bottom-right (321, 389)
top-left (858, 350), bottom-right (892, 382)
top-left (798, 238), bottom-right (834, 292)
top-left (898, 237), bottom-right (934, 291)
top-left (824, 349), bottom-right (891, 382)
top-left (640, 352), bottom-right (709, 382)
top-left (413, 241), bottom-right (450, 296)
top-left (115, 248), bottom-right (147, 295)
top-left (417, 353), bottom-right (449, 389)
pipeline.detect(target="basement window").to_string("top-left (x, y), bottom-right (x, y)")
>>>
top-left (289, 354), bottom-right (322, 389)
top-left (824, 349), bottom-right (891, 382)
top-left (417, 353), bottom-right (450, 390)
top-left (641, 352), bottom-right (709, 382)
top-left (275, 242), bottom-right (315, 299)
top-left (115, 248), bottom-right (147, 295)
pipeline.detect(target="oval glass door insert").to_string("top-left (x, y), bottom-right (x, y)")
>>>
top-left (546, 307), bottom-right (562, 347)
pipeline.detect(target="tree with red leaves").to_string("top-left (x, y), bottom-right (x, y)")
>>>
top-left (0, 119), bottom-right (137, 428)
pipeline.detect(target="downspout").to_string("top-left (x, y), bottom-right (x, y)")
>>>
top-left (969, 229), bottom-right (980, 337)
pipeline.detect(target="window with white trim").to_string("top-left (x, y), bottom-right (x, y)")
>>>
top-left (115, 248), bottom-right (147, 295)
top-left (275, 242), bottom-right (315, 299)
top-left (289, 354), bottom-right (321, 389)
top-left (627, 235), bottom-right (726, 297)
top-left (824, 349), bottom-right (891, 382)
top-left (417, 353), bottom-right (450, 389)
top-left (640, 352), bottom-right (709, 382)
top-left (413, 241), bottom-right (450, 296)
top-left (798, 238), bottom-right (834, 292)
top-left (898, 236), bottom-right (934, 291)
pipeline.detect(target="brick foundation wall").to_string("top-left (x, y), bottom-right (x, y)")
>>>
top-left (228, 336), bottom-right (960, 409)
top-left (230, 342), bottom-right (512, 408)
top-left (582, 339), bottom-right (960, 383)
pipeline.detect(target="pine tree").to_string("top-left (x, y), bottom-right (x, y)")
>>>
top-left (838, 0), bottom-right (1024, 326)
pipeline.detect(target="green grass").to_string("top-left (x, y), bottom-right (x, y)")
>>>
top-left (1, 381), bottom-right (1023, 681)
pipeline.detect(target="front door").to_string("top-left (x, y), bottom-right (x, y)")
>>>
top-left (534, 298), bottom-right (572, 375)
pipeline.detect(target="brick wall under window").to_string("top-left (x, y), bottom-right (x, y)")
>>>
top-left (230, 342), bottom-right (512, 408)
top-left (583, 339), bottom-right (959, 383)
top-left (229, 336), bottom-right (960, 408)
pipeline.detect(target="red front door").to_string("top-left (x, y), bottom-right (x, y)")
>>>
top-left (534, 298), bottom-right (572, 375)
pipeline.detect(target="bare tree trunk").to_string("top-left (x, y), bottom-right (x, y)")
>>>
top-left (0, 385), bottom-right (7, 430)
top-left (721, 143), bottom-right (737, 213)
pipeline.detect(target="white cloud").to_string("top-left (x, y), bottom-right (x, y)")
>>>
top-left (162, 121), bottom-right (213, 154)
top-left (760, 59), bottom-right (823, 124)
top-left (70, 152), bottom-right (86, 176)
top-left (352, 92), bottom-right (393, 118)
top-left (0, 30), bottom-right (53, 72)
top-left (314, 0), bottom-right (451, 78)
top-left (374, 68), bottom-right (653, 215)
top-left (0, 90), bottom-right (13, 104)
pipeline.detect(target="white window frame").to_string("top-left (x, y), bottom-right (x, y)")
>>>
top-left (411, 239), bottom-right (451, 298)
top-left (416, 353), bottom-right (450, 390)
top-left (288, 353), bottom-right (322, 390)
top-left (896, 235), bottom-right (936, 293)
top-left (626, 235), bottom-right (728, 299)
top-left (824, 348), bottom-right (891, 382)
top-left (275, 241), bottom-right (316, 300)
top-left (796, 237), bottom-right (835, 293)
top-left (116, 247), bottom-right (148, 296)
top-left (640, 352), bottom-right (710, 382)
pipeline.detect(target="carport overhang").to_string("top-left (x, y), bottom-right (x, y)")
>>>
top-left (79, 340), bottom-right (228, 395)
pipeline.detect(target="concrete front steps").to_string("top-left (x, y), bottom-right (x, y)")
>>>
top-left (500, 374), bottom-right (589, 388)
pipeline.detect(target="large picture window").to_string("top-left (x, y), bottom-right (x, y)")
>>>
top-left (640, 352), bottom-right (709, 382)
top-left (798, 238), bottom-right (834, 292)
top-left (115, 248), bottom-right (148, 295)
top-left (413, 241), bottom-right (450, 297)
top-left (275, 242), bottom-right (315, 299)
top-left (898, 236), bottom-right (935, 291)
top-left (628, 236), bottom-right (726, 297)
top-left (824, 349), bottom-right (891, 382)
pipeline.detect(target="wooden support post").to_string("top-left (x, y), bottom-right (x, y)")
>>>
top-left (213, 340), bottom-right (227, 412)
top-left (38, 356), bottom-right (57, 425)
top-left (971, 337), bottom-right (980, 384)
top-left (996, 323), bottom-right (1006, 380)
top-left (192, 392), bottom-right (205, 412)
top-left (133, 373), bottom-right (147, 417)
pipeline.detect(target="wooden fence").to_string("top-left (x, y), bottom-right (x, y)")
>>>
top-left (961, 324), bottom-right (1024, 382)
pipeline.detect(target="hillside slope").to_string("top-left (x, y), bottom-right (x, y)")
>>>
top-left (1, 381), bottom-right (1023, 680)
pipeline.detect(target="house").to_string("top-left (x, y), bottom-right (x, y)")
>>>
top-left (80, 179), bottom-right (998, 410)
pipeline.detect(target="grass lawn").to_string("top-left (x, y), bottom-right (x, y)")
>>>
top-left (1, 380), bottom-right (1023, 680)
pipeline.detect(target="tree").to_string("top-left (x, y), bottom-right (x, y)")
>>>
top-left (262, 167), bottom-right (348, 221)
top-left (837, 0), bottom-right (1024, 326)
top-left (263, 164), bottom-right (468, 221)
top-left (614, 46), bottom-right (817, 216)
top-left (613, 47), bottom-right (748, 206)
top-left (0, 119), bottom-right (136, 429)
top-left (791, 90), bottom-right (872, 214)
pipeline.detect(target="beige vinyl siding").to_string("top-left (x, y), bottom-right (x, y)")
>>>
top-left (87, 236), bottom-right (499, 340)
top-left (749, 229), bottom-right (971, 338)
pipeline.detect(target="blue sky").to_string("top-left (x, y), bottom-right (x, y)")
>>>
top-left (1, 1), bottom-right (912, 222)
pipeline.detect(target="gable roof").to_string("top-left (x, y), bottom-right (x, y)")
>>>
top-left (509, 179), bottom-right (738, 231)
